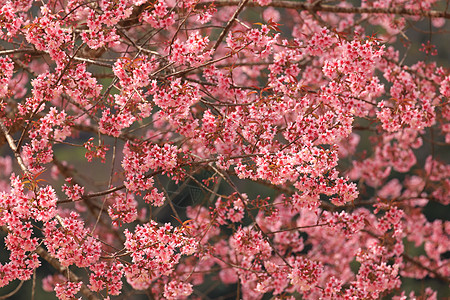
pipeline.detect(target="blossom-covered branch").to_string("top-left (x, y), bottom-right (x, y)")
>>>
top-left (0, 0), bottom-right (449, 299)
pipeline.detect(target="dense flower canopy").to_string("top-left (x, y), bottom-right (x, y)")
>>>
top-left (0, 0), bottom-right (449, 299)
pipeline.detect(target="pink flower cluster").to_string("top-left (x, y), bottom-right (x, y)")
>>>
top-left (24, 6), bottom-right (72, 66)
top-left (0, 0), bottom-right (449, 299)
top-left (23, 108), bottom-right (71, 173)
top-left (163, 280), bottom-right (193, 300)
top-left (170, 31), bottom-right (212, 67)
top-left (0, 2), bottom-right (23, 40)
top-left (77, 0), bottom-right (134, 49)
top-left (288, 257), bottom-right (323, 292)
top-left (141, 0), bottom-right (175, 29)
top-left (54, 281), bottom-right (82, 300)
top-left (89, 261), bottom-right (124, 295)
top-left (122, 141), bottom-right (178, 205)
top-left (123, 220), bottom-right (197, 290)
top-left (62, 180), bottom-right (84, 201)
top-left (214, 194), bottom-right (245, 224)
top-left (44, 212), bottom-right (102, 267)
top-left (0, 56), bottom-right (13, 98)
top-left (84, 137), bottom-right (109, 163)
top-left (107, 192), bottom-right (138, 226)
top-left (0, 175), bottom-right (41, 286)
top-left (354, 243), bottom-right (401, 298)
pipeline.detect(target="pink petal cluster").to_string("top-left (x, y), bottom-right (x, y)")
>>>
top-left (0, 0), bottom-right (448, 299)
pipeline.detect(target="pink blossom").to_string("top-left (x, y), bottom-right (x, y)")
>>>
top-left (0, 1), bottom-right (448, 299)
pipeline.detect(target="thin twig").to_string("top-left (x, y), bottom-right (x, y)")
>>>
top-left (0, 280), bottom-right (24, 300)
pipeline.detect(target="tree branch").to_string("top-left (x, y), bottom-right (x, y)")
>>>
top-left (202, 1), bottom-right (450, 19)
top-left (213, 0), bottom-right (250, 51)
top-left (403, 253), bottom-right (450, 285)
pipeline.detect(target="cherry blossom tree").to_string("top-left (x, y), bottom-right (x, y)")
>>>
top-left (0, 0), bottom-right (449, 299)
